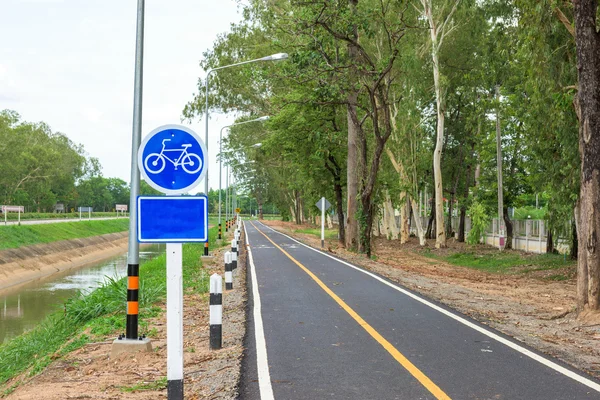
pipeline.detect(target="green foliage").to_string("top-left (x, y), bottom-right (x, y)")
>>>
top-left (467, 202), bottom-right (490, 245)
top-left (0, 110), bottom-right (87, 210)
top-left (0, 219), bottom-right (129, 250)
top-left (513, 207), bottom-right (546, 220)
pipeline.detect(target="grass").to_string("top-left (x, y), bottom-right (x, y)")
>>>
top-left (422, 249), bottom-right (573, 275)
top-left (1, 212), bottom-right (122, 221)
top-left (293, 227), bottom-right (338, 240)
top-left (0, 224), bottom-right (224, 390)
top-left (0, 219), bottom-right (130, 250)
top-left (120, 377), bottom-right (168, 393)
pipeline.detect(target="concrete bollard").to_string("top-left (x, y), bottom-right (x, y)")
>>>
top-left (209, 274), bottom-right (222, 350)
top-left (231, 239), bottom-right (238, 270)
top-left (225, 251), bottom-right (233, 290)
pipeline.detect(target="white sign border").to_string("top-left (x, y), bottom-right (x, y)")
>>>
top-left (137, 196), bottom-right (209, 243)
top-left (137, 124), bottom-right (208, 195)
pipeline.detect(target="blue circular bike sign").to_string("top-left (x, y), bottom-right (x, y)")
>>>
top-left (138, 124), bottom-right (207, 195)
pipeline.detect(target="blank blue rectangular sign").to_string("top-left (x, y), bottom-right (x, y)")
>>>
top-left (137, 196), bottom-right (208, 243)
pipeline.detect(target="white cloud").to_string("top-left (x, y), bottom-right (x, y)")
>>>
top-left (0, 0), bottom-right (243, 191)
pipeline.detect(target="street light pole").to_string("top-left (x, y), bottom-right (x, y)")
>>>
top-left (218, 117), bottom-right (268, 239)
top-left (203, 53), bottom-right (287, 254)
top-left (125, 0), bottom-right (145, 341)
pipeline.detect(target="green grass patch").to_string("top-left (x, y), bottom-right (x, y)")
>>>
top-left (293, 227), bottom-right (338, 240)
top-left (0, 225), bottom-right (222, 390)
top-left (1, 212), bottom-right (122, 221)
top-left (0, 219), bottom-right (130, 250)
top-left (120, 376), bottom-right (168, 393)
top-left (422, 250), bottom-right (572, 274)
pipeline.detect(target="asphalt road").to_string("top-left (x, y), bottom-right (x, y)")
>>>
top-left (239, 221), bottom-right (600, 400)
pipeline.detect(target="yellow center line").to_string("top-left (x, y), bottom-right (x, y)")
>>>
top-left (250, 222), bottom-right (451, 400)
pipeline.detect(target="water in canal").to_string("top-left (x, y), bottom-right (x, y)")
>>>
top-left (0, 245), bottom-right (163, 344)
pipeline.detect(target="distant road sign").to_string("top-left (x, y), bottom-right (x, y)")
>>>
top-left (116, 204), bottom-right (128, 212)
top-left (316, 197), bottom-right (331, 212)
top-left (138, 125), bottom-right (207, 195)
top-left (137, 196), bottom-right (208, 243)
top-left (235, 208), bottom-right (241, 214)
top-left (78, 207), bottom-right (93, 212)
top-left (1, 205), bottom-right (24, 213)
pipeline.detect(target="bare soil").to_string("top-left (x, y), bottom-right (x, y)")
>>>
top-left (263, 220), bottom-right (600, 380)
top-left (4, 240), bottom-right (247, 400)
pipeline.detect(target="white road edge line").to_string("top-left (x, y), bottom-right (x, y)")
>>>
top-left (244, 223), bottom-right (276, 400)
top-left (258, 222), bottom-right (600, 393)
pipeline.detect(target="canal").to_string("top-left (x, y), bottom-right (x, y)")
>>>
top-left (0, 245), bottom-right (163, 344)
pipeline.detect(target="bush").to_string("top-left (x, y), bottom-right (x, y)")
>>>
top-left (467, 202), bottom-right (490, 245)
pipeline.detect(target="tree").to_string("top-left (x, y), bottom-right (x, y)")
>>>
top-left (417, 0), bottom-right (460, 248)
top-left (572, 0), bottom-right (600, 315)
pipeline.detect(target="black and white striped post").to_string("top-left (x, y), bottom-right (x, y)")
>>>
top-left (225, 251), bottom-right (233, 290)
top-left (209, 274), bottom-right (222, 350)
top-left (231, 238), bottom-right (238, 270)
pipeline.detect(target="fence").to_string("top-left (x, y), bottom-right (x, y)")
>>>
top-left (413, 215), bottom-right (570, 254)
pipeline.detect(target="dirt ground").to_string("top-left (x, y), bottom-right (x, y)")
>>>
top-left (4, 239), bottom-right (248, 400)
top-left (262, 220), bottom-right (600, 381)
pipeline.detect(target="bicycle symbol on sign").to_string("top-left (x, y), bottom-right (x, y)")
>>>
top-left (144, 139), bottom-right (202, 174)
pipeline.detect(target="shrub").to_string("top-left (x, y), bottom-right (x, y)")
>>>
top-left (467, 202), bottom-right (490, 245)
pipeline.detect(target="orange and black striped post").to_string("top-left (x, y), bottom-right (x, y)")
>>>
top-left (204, 241), bottom-right (209, 256)
top-left (218, 223), bottom-right (222, 240)
top-left (225, 219), bottom-right (229, 232)
top-left (126, 263), bottom-right (139, 339)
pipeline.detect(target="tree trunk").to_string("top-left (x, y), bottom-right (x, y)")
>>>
top-left (446, 193), bottom-right (454, 239)
top-left (423, 0), bottom-right (447, 249)
top-left (547, 230), bottom-right (555, 254)
top-left (383, 192), bottom-right (399, 239)
top-left (334, 178), bottom-right (346, 247)
top-left (458, 148), bottom-right (472, 243)
top-left (325, 155), bottom-right (346, 247)
top-left (426, 205), bottom-right (435, 239)
top-left (295, 190), bottom-right (301, 225)
top-left (258, 201), bottom-right (263, 220)
top-left (410, 198), bottom-right (426, 246)
top-left (573, 0), bottom-right (600, 314)
top-left (345, 0), bottom-right (360, 251)
top-left (503, 206), bottom-right (513, 250)
top-left (400, 194), bottom-right (410, 244)
top-left (458, 208), bottom-right (466, 242)
top-left (571, 217), bottom-right (578, 261)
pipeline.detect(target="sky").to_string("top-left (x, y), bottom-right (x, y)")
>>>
top-left (0, 0), bottom-right (243, 193)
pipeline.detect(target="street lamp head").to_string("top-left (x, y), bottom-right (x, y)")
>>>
top-left (261, 52), bottom-right (289, 61)
top-left (257, 116), bottom-right (270, 121)
top-left (252, 143), bottom-right (262, 148)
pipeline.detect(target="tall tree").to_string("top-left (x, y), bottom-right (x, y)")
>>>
top-left (418, 0), bottom-right (460, 248)
top-left (573, 0), bottom-right (600, 314)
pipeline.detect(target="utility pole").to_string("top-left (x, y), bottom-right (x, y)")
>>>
top-left (496, 85), bottom-right (504, 250)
